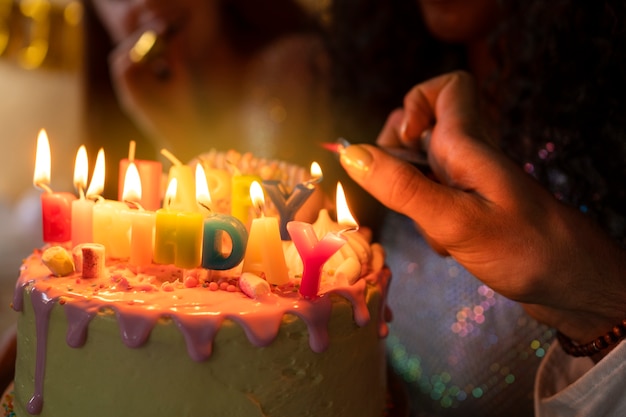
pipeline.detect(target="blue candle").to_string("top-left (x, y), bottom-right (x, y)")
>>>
top-left (201, 214), bottom-right (248, 270)
top-left (262, 162), bottom-right (322, 240)
top-left (262, 181), bottom-right (314, 240)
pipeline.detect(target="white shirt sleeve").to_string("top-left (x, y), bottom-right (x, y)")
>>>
top-left (535, 339), bottom-right (626, 417)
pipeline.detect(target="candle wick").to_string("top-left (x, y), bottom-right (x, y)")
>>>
top-left (338, 226), bottom-right (359, 236)
top-left (36, 182), bottom-right (53, 194)
top-left (198, 202), bottom-right (212, 213)
top-left (128, 140), bottom-right (136, 162)
top-left (160, 148), bottom-right (182, 166)
top-left (124, 200), bottom-right (144, 211)
top-left (78, 186), bottom-right (85, 200)
top-left (226, 159), bottom-right (241, 176)
top-left (304, 175), bottom-right (323, 188)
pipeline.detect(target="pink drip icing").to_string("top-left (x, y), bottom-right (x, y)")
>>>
top-left (13, 252), bottom-right (392, 414)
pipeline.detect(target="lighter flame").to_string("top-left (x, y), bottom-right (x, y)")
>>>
top-left (86, 148), bottom-right (105, 198)
top-left (250, 181), bottom-right (265, 215)
top-left (73, 145), bottom-right (88, 197)
top-left (195, 164), bottom-right (212, 210)
top-left (33, 128), bottom-right (51, 190)
top-left (336, 182), bottom-right (358, 230)
top-left (122, 162), bottom-right (142, 203)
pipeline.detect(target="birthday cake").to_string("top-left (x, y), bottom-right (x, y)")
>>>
top-left (10, 150), bottom-right (391, 417)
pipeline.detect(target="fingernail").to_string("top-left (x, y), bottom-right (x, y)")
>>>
top-left (400, 119), bottom-right (409, 140)
top-left (340, 145), bottom-right (373, 173)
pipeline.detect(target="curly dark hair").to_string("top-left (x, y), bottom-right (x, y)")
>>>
top-left (326, 0), bottom-right (626, 244)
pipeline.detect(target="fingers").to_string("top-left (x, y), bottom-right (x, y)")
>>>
top-left (339, 144), bottom-right (456, 227)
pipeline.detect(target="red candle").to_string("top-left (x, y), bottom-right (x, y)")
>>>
top-left (33, 129), bottom-right (76, 243)
top-left (118, 141), bottom-right (163, 210)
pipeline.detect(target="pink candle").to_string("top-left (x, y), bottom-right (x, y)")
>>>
top-left (122, 161), bottom-right (156, 266)
top-left (287, 182), bottom-right (359, 298)
top-left (287, 222), bottom-right (346, 298)
top-left (71, 145), bottom-right (94, 247)
top-left (33, 129), bottom-right (76, 243)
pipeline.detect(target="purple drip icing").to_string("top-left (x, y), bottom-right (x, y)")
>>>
top-left (27, 288), bottom-right (56, 415)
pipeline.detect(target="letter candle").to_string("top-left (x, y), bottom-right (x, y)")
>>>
top-left (287, 182), bottom-right (359, 298)
top-left (161, 148), bottom-right (197, 212)
top-left (262, 162), bottom-right (322, 240)
top-left (196, 165), bottom-right (248, 270)
top-left (122, 162), bottom-right (156, 267)
top-left (229, 161), bottom-right (261, 226)
top-left (71, 146), bottom-right (95, 247)
top-left (154, 178), bottom-right (203, 268)
top-left (89, 149), bottom-right (131, 259)
top-left (242, 181), bottom-right (289, 285)
top-left (118, 141), bottom-right (163, 210)
top-left (33, 129), bottom-right (76, 243)
top-left (154, 179), bottom-right (179, 265)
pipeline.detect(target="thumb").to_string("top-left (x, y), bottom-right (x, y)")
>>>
top-left (339, 144), bottom-right (455, 225)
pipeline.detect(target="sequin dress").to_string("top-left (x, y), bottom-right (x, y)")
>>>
top-left (382, 211), bottom-right (554, 417)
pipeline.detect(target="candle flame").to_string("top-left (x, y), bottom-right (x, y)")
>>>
top-left (250, 181), bottom-right (265, 215)
top-left (33, 128), bottom-right (51, 190)
top-left (336, 182), bottom-right (358, 230)
top-left (73, 145), bottom-right (88, 197)
top-left (164, 178), bottom-right (178, 208)
top-left (86, 148), bottom-right (105, 198)
top-left (195, 164), bottom-right (212, 209)
top-left (310, 161), bottom-right (322, 179)
top-left (122, 162), bottom-right (142, 203)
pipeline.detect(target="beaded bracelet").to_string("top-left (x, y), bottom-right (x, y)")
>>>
top-left (557, 319), bottom-right (626, 357)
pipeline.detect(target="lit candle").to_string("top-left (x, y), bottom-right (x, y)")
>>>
top-left (33, 129), bottom-right (76, 244)
top-left (196, 165), bottom-right (248, 270)
top-left (242, 181), bottom-right (289, 285)
top-left (122, 161), bottom-right (156, 267)
top-left (154, 178), bottom-right (203, 268)
top-left (287, 182), bottom-right (359, 298)
top-left (118, 141), bottom-right (163, 210)
top-left (231, 165), bottom-right (261, 225)
top-left (154, 179), bottom-right (179, 265)
top-left (161, 148), bottom-right (196, 212)
top-left (263, 162), bottom-right (322, 240)
top-left (71, 145), bottom-right (94, 247)
top-left (89, 149), bottom-right (131, 259)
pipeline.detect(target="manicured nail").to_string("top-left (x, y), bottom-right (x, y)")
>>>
top-left (340, 145), bottom-right (373, 173)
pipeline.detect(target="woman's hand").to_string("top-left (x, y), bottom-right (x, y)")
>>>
top-left (340, 71), bottom-right (626, 347)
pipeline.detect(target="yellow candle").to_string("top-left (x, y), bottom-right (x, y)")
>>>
top-left (242, 181), bottom-right (289, 285)
top-left (92, 200), bottom-right (131, 259)
top-left (231, 174), bottom-right (261, 225)
top-left (153, 178), bottom-right (202, 268)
